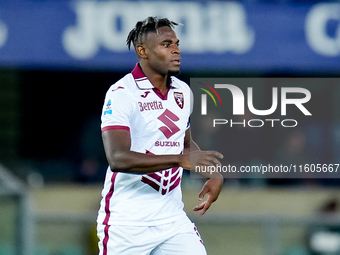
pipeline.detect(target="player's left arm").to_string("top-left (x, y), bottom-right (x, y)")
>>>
top-left (183, 128), bottom-right (224, 216)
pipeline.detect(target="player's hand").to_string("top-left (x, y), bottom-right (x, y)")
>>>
top-left (193, 173), bottom-right (223, 216)
top-left (180, 150), bottom-right (223, 171)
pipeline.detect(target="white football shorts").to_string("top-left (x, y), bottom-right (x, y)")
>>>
top-left (97, 217), bottom-right (207, 255)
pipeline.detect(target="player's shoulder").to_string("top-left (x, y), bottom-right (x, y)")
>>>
top-left (106, 73), bottom-right (135, 97)
top-left (171, 76), bottom-right (190, 92)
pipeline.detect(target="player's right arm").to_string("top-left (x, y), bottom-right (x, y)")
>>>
top-left (102, 128), bottom-right (222, 174)
top-left (103, 128), bottom-right (181, 173)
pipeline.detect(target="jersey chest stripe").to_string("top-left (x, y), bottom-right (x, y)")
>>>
top-left (168, 176), bottom-right (181, 193)
top-left (103, 172), bottom-right (118, 225)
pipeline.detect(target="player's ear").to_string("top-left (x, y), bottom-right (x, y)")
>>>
top-left (136, 44), bottom-right (148, 59)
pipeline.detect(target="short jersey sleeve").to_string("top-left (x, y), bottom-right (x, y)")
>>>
top-left (101, 84), bottom-right (133, 132)
top-left (189, 88), bottom-right (194, 115)
top-left (186, 87), bottom-right (194, 129)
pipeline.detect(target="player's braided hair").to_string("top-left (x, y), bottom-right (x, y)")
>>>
top-left (126, 17), bottom-right (178, 50)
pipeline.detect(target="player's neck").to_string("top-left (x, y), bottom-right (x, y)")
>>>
top-left (150, 75), bottom-right (169, 95)
top-left (139, 64), bottom-right (169, 95)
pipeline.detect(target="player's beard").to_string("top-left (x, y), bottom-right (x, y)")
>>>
top-left (166, 70), bottom-right (180, 87)
top-left (168, 69), bottom-right (180, 76)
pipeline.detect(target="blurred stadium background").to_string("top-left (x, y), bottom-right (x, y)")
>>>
top-left (1, 0), bottom-right (340, 254)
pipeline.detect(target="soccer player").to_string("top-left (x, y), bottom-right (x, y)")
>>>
top-left (97, 17), bottom-right (224, 255)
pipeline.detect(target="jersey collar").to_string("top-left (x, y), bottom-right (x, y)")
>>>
top-left (131, 63), bottom-right (179, 90)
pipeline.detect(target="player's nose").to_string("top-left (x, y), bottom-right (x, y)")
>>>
top-left (172, 45), bottom-right (181, 55)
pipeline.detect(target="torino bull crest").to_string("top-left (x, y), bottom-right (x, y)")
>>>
top-left (174, 92), bottom-right (184, 109)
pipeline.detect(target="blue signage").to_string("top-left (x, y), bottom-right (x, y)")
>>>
top-left (0, 1), bottom-right (339, 72)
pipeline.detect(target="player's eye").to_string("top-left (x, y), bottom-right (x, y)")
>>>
top-left (164, 43), bottom-right (170, 48)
